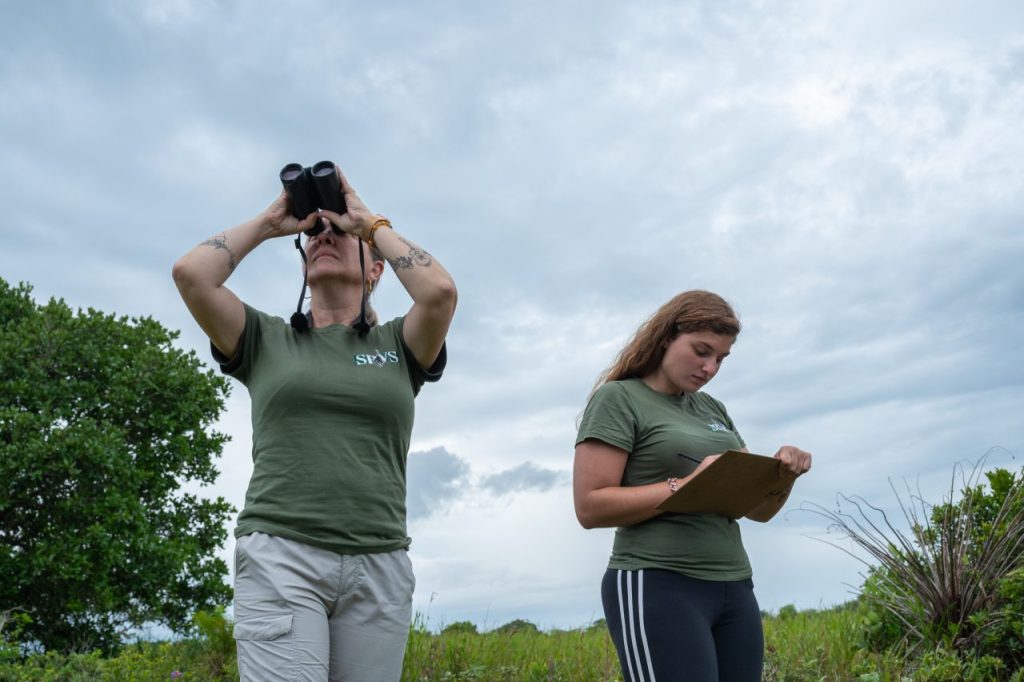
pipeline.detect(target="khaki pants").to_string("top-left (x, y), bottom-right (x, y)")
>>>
top-left (233, 532), bottom-right (414, 682)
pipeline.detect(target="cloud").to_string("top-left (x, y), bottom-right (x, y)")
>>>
top-left (406, 447), bottom-right (470, 521)
top-left (480, 462), bottom-right (569, 496)
top-left (407, 446), bottom-right (571, 520)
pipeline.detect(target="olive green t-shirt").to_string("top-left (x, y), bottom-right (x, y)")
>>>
top-left (215, 305), bottom-right (444, 555)
top-left (576, 378), bottom-right (752, 580)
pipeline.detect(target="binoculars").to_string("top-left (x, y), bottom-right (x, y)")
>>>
top-left (279, 161), bottom-right (347, 236)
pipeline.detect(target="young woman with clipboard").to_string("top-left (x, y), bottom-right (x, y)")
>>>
top-left (572, 290), bottom-right (811, 682)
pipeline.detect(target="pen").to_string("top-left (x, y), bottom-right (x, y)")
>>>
top-left (677, 453), bottom-right (703, 465)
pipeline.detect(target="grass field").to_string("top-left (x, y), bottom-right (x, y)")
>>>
top-left (401, 604), bottom-right (914, 681)
top-left (0, 603), bottom-right (927, 681)
top-left (3, 601), bottom-right (1022, 680)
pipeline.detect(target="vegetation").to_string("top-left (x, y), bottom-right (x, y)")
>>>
top-left (403, 617), bottom-right (620, 681)
top-left (0, 279), bottom-right (235, 654)
top-left (2, 601), bottom-right (1021, 680)
top-left (809, 457), bottom-right (1024, 679)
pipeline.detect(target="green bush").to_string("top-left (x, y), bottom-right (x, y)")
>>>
top-left (493, 619), bottom-right (540, 635)
top-left (973, 567), bottom-right (1024, 668)
top-left (911, 647), bottom-right (1010, 682)
top-left (776, 603), bottom-right (798, 620)
top-left (811, 458), bottom-right (1024, 672)
top-left (441, 621), bottom-right (479, 636)
top-left (192, 608), bottom-right (237, 680)
top-left (857, 567), bottom-right (908, 651)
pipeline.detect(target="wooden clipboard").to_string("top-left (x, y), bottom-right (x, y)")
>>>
top-left (656, 449), bottom-right (791, 518)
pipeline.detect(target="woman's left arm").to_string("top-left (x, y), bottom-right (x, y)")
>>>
top-left (320, 169), bottom-right (457, 368)
top-left (743, 445), bottom-right (812, 523)
top-left (371, 225), bottom-right (457, 368)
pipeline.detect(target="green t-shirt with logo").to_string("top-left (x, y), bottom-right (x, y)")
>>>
top-left (215, 304), bottom-right (444, 555)
top-left (576, 378), bottom-right (752, 580)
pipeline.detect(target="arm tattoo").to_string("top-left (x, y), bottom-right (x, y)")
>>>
top-left (200, 233), bottom-right (238, 272)
top-left (388, 255), bottom-right (416, 270)
top-left (388, 236), bottom-right (433, 270)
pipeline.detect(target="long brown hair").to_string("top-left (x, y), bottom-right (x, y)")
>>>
top-left (595, 290), bottom-right (740, 389)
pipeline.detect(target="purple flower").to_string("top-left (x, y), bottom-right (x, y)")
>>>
top-left (170, 672), bottom-right (183, 680)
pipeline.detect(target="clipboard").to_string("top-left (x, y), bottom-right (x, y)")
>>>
top-left (656, 449), bottom-right (792, 518)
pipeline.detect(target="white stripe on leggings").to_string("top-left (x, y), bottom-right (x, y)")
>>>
top-left (617, 569), bottom-right (657, 682)
top-left (637, 570), bottom-right (656, 682)
top-left (626, 572), bottom-right (644, 682)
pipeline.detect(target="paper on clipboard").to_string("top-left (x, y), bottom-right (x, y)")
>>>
top-left (656, 449), bottom-right (791, 518)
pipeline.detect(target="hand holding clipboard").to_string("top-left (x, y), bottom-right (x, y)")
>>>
top-left (656, 450), bottom-right (801, 520)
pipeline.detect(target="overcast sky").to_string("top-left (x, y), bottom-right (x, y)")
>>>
top-left (2, 0), bottom-right (1023, 631)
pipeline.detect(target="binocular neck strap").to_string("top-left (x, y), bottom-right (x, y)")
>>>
top-left (353, 239), bottom-right (371, 336)
top-left (290, 235), bottom-right (311, 332)
top-left (290, 233), bottom-right (371, 336)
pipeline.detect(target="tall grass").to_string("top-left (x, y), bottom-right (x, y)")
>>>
top-left (11, 604), bottom-right (1022, 680)
top-left (762, 603), bottom-right (910, 681)
top-left (405, 607), bottom-right (918, 681)
top-left (402, 618), bottom-right (620, 681)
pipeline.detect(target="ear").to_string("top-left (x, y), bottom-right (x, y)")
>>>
top-left (368, 257), bottom-right (385, 282)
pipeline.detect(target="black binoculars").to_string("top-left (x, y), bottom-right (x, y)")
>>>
top-left (279, 161), bottom-right (347, 236)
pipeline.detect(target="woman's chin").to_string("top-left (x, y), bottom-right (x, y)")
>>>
top-left (307, 267), bottom-right (360, 288)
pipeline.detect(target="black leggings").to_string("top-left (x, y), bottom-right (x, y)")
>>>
top-left (601, 568), bottom-right (763, 682)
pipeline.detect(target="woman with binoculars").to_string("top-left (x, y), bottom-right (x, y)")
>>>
top-left (172, 163), bottom-right (456, 681)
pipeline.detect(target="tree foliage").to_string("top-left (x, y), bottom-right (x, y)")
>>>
top-left (0, 278), bottom-right (235, 653)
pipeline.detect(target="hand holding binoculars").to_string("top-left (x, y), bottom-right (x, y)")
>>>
top-left (280, 161), bottom-right (375, 334)
top-left (279, 161), bottom-right (347, 237)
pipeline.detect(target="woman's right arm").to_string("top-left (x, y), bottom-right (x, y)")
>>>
top-left (572, 440), bottom-right (718, 529)
top-left (171, 193), bottom-right (316, 357)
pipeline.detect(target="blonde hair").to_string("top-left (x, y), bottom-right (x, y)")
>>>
top-left (359, 243), bottom-right (384, 327)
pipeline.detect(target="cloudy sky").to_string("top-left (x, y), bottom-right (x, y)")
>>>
top-left (3, 1), bottom-right (1023, 631)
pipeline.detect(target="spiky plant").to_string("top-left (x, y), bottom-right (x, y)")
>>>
top-left (808, 455), bottom-right (1024, 660)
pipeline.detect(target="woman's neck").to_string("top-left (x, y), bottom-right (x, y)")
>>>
top-left (308, 284), bottom-right (363, 328)
top-left (640, 373), bottom-right (684, 396)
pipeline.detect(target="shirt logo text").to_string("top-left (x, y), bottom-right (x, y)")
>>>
top-left (353, 349), bottom-right (400, 367)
